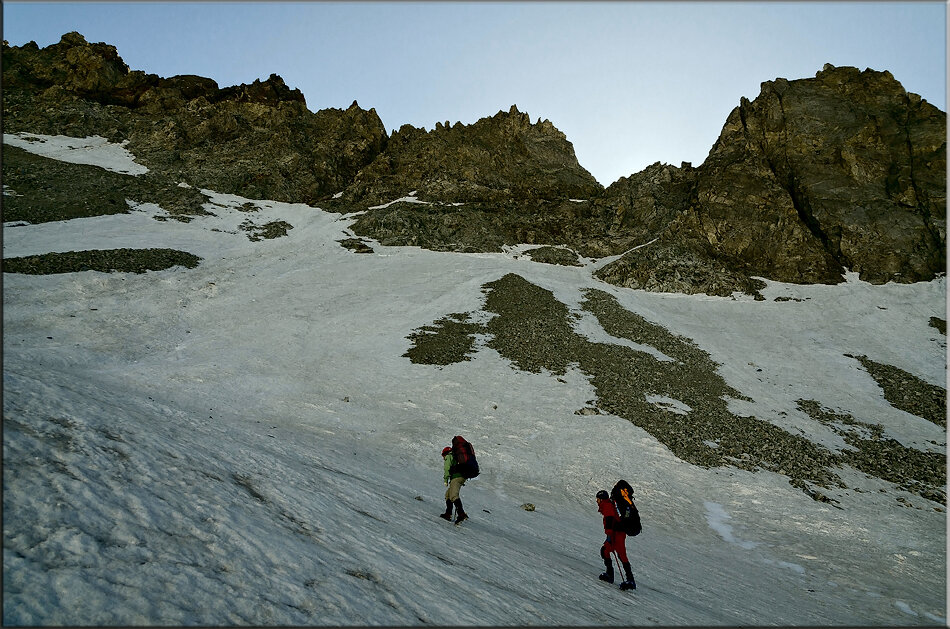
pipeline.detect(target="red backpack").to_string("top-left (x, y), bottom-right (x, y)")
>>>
top-left (450, 435), bottom-right (480, 478)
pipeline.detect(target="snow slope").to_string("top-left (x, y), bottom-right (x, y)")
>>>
top-left (3, 134), bottom-right (947, 625)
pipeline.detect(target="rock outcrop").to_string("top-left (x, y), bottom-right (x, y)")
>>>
top-left (596, 64), bottom-right (946, 294)
top-left (328, 105), bottom-right (601, 208)
top-left (3, 34), bottom-right (945, 294)
top-left (2, 32), bottom-right (388, 205)
top-left (332, 64), bottom-right (946, 291)
top-left (321, 105), bottom-right (610, 255)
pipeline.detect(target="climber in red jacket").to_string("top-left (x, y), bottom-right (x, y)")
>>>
top-left (596, 489), bottom-right (635, 590)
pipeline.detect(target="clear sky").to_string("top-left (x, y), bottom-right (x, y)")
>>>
top-left (3, 1), bottom-right (946, 186)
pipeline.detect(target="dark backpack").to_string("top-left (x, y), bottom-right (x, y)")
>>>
top-left (611, 479), bottom-right (641, 536)
top-left (450, 435), bottom-right (480, 479)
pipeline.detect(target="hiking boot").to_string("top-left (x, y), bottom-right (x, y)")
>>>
top-left (622, 561), bottom-right (635, 585)
top-left (619, 577), bottom-right (636, 590)
top-left (599, 553), bottom-right (614, 583)
top-left (452, 499), bottom-right (467, 524)
top-left (440, 500), bottom-right (453, 520)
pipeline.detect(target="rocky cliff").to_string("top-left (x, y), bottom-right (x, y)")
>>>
top-left (331, 105), bottom-right (602, 208)
top-left (596, 64), bottom-right (946, 294)
top-left (2, 33), bottom-right (388, 205)
top-left (3, 34), bottom-right (945, 295)
top-left (314, 101), bottom-right (615, 255)
top-left (321, 105), bottom-right (616, 255)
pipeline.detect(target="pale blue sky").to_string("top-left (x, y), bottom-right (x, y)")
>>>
top-left (3, 2), bottom-right (946, 186)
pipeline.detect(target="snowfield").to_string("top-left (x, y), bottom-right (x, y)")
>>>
top-left (2, 134), bottom-right (947, 625)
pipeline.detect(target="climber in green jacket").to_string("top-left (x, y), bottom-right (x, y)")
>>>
top-left (440, 446), bottom-right (468, 524)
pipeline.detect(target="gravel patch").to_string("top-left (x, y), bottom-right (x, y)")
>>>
top-left (2, 248), bottom-right (201, 274)
top-left (403, 313), bottom-right (482, 366)
top-left (2, 144), bottom-right (211, 224)
top-left (404, 273), bottom-right (856, 501)
top-left (847, 354), bottom-right (947, 428)
top-left (797, 400), bottom-right (946, 505)
top-left (522, 246), bottom-right (582, 267)
top-left (404, 273), bottom-right (947, 506)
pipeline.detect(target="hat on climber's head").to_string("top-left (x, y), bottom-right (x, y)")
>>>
top-left (442, 447), bottom-right (452, 457)
top-left (596, 490), bottom-right (609, 501)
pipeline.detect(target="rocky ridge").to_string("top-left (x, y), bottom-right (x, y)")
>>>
top-left (596, 64), bottom-right (946, 295)
top-left (2, 34), bottom-right (946, 295)
top-left (2, 33), bottom-right (388, 206)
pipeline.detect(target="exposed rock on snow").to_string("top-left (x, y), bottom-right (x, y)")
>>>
top-left (1, 248), bottom-right (201, 274)
top-left (593, 238), bottom-right (769, 298)
top-left (239, 219), bottom-right (293, 242)
top-left (797, 399), bottom-right (945, 504)
top-left (404, 313), bottom-right (482, 366)
top-left (337, 237), bottom-right (375, 254)
top-left (522, 245), bottom-right (583, 267)
top-left (1, 141), bottom-right (211, 224)
top-left (402, 273), bottom-right (947, 505)
top-left (847, 354), bottom-right (947, 427)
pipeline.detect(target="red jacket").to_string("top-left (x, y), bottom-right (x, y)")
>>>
top-left (598, 498), bottom-right (621, 534)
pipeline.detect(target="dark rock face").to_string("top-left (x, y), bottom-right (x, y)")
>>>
top-left (2, 33), bottom-right (388, 204)
top-left (323, 105), bottom-right (609, 256)
top-left (597, 162), bottom-right (698, 243)
top-left (2, 32), bottom-right (145, 105)
top-left (343, 197), bottom-right (629, 257)
top-left (3, 34), bottom-right (945, 295)
top-left (589, 163), bottom-right (763, 297)
top-left (709, 65), bottom-right (944, 284)
top-left (336, 64), bottom-right (945, 294)
top-left (329, 105), bottom-right (601, 208)
top-left (125, 97), bottom-right (387, 204)
top-left (598, 64), bottom-right (946, 294)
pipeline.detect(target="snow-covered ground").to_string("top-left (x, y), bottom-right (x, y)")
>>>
top-left (3, 134), bottom-right (947, 625)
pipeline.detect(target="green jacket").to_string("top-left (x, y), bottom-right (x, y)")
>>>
top-left (444, 453), bottom-right (464, 482)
